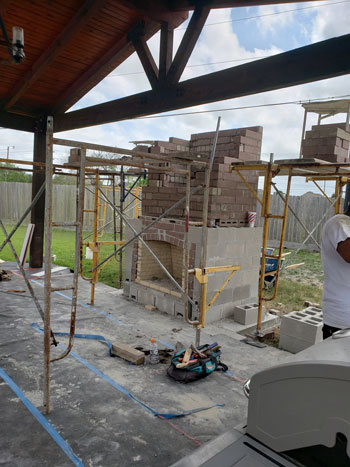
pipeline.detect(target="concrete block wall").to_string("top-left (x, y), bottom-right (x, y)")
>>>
top-left (302, 123), bottom-right (350, 163)
top-left (123, 219), bottom-right (262, 324)
top-left (141, 126), bottom-right (262, 226)
top-left (279, 306), bottom-right (323, 353)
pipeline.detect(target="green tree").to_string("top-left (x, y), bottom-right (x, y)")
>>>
top-left (53, 173), bottom-right (76, 185)
top-left (0, 163), bottom-right (32, 182)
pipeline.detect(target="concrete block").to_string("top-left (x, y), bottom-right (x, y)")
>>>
top-left (278, 333), bottom-right (313, 354)
top-left (129, 283), bottom-right (139, 301)
top-left (279, 308), bottom-right (323, 344)
top-left (137, 287), bottom-right (156, 307)
top-left (205, 304), bottom-right (224, 323)
top-left (174, 301), bottom-right (185, 319)
top-left (123, 279), bottom-right (130, 298)
top-left (154, 293), bottom-right (175, 316)
top-left (233, 303), bottom-right (266, 325)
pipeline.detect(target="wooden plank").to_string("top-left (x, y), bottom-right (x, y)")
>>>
top-left (19, 224), bottom-right (35, 267)
top-left (54, 35), bottom-right (350, 132)
top-left (111, 342), bottom-right (145, 365)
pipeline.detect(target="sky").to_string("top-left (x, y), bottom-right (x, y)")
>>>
top-left (1, 0), bottom-right (349, 196)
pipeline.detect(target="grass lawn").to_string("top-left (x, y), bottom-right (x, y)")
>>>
top-left (0, 224), bottom-right (123, 288)
top-left (264, 248), bottom-right (323, 314)
top-left (0, 225), bottom-right (324, 312)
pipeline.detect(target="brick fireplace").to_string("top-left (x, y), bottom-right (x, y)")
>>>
top-left (123, 127), bottom-right (263, 323)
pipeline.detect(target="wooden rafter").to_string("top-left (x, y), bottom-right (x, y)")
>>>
top-left (159, 22), bottom-right (174, 83)
top-left (166, 4), bottom-right (210, 84)
top-left (129, 25), bottom-right (159, 89)
top-left (53, 34), bottom-right (350, 132)
top-left (52, 20), bottom-right (159, 114)
top-left (4, 0), bottom-right (108, 111)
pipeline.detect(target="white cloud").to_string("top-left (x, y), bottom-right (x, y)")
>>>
top-left (311, 1), bottom-right (350, 41)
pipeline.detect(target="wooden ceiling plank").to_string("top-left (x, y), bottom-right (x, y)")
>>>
top-left (166, 3), bottom-right (210, 85)
top-left (4, 0), bottom-right (109, 111)
top-left (52, 20), bottom-right (159, 114)
top-left (54, 34), bottom-right (350, 132)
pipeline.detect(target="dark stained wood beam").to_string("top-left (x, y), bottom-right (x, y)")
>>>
top-left (159, 22), bottom-right (174, 83)
top-left (129, 25), bottom-right (159, 89)
top-left (52, 21), bottom-right (160, 114)
top-left (120, 0), bottom-right (324, 13)
top-left (30, 119), bottom-right (47, 268)
top-left (54, 34), bottom-right (350, 133)
top-left (0, 110), bottom-right (35, 132)
top-left (4, 0), bottom-right (108, 111)
top-left (166, 4), bottom-right (210, 84)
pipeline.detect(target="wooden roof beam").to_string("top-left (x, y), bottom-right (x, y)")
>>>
top-left (166, 4), bottom-right (210, 85)
top-left (53, 34), bottom-right (350, 133)
top-left (125, 0), bottom-right (330, 12)
top-left (159, 22), bottom-right (174, 83)
top-left (52, 20), bottom-right (159, 114)
top-left (0, 111), bottom-right (35, 132)
top-left (3, 0), bottom-right (108, 111)
top-left (128, 22), bottom-right (159, 90)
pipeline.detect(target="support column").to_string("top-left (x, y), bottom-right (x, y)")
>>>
top-left (30, 117), bottom-right (47, 268)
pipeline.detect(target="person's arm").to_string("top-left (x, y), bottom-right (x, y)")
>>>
top-left (337, 237), bottom-right (350, 263)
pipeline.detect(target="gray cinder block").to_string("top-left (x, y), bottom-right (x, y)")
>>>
top-left (279, 307), bottom-right (323, 353)
top-left (233, 303), bottom-right (265, 325)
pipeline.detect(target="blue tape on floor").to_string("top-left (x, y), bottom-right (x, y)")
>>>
top-left (31, 280), bottom-right (175, 350)
top-left (0, 367), bottom-right (84, 467)
top-left (31, 323), bottom-right (223, 420)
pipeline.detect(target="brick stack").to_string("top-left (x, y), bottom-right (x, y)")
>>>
top-left (141, 126), bottom-right (262, 226)
top-left (301, 123), bottom-right (350, 163)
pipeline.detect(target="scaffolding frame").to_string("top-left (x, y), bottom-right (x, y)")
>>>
top-left (230, 158), bottom-right (350, 335)
top-left (0, 121), bottom-right (243, 413)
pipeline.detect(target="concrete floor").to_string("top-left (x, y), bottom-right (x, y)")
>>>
top-left (0, 262), bottom-right (290, 467)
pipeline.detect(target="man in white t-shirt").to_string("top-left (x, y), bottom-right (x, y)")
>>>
top-left (321, 206), bottom-right (350, 339)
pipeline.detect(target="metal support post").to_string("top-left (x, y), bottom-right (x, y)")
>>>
top-left (51, 149), bottom-right (86, 362)
top-left (119, 168), bottom-right (124, 288)
top-left (43, 116), bottom-right (53, 415)
top-left (184, 165), bottom-right (199, 325)
top-left (263, 170), bottom-right (292, 303)
top-left (196, 117), bottom-right (221, 346)
top-left (90, 170), bottom-right (100, 304)
top-left (112, 175), bottom-right (117, 261)
top-left (257, 164), bottom-right (273, 332)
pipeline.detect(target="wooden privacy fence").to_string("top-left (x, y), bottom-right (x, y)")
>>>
top-left (255, 190), bottom-right (335, 250)
top-left (0, 182), bottom-right (336, 247)
top-left (0, 182), bottom-right (139, 231)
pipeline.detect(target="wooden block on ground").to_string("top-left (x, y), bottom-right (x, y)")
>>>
top-left (111, 342), bottom-right (145, 365)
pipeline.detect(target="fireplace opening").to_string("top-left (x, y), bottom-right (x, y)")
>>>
top-left (136, 240), bottom-right (184, 295)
